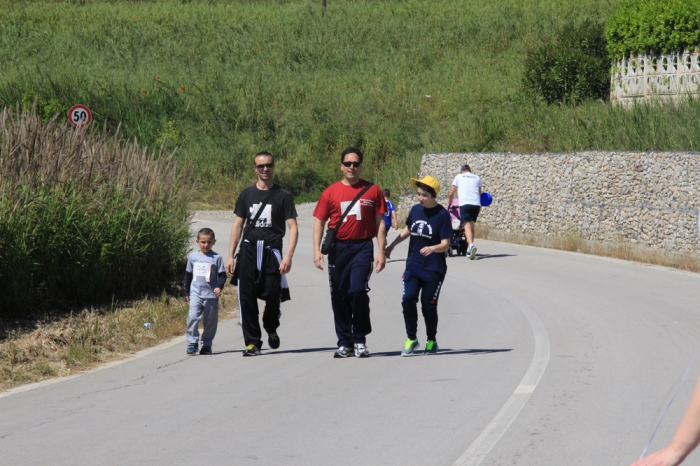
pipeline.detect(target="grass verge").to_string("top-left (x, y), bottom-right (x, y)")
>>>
top-left (0, 287), bottom-right (238, 392)
top-left (477, 224), bottom-right (700, 273)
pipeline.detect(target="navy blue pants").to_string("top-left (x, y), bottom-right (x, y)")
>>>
top-left (402, 267), bottom-right (445, 341)
top-left (328, 240), bottom-right (374, 347)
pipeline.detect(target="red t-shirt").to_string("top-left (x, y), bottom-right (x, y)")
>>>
top-left (313, 180), bottom-right (387, 241)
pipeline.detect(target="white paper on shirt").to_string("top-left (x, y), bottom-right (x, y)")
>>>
top-left (193, 262), bottom-right (212, 282)
top-left (340, 200), bottom-right (362, 221)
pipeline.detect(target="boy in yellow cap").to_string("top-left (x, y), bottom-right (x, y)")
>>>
top-left (385, 175), bottom-right (452, 355)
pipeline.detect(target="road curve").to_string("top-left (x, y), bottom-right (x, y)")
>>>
top-left (1, 208), bottom-right (700, 466)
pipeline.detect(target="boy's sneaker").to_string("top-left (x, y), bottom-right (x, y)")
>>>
top-left (355, 343), bottom-right (370, 358)
top-left (401, 338), bottom-right (420, 357)
top-left (469, 246), bottom-right (477, 260)
top-left (242, 344), bottom-right (261, 357)
top-left (424, 340), bottom-right (439, 355)
top-left (199, 345), bottom-right (212, 355)
top-left (186, 342), bottom-right (198, 355)
top-left (268, 332), bottom-right (280, 350)
top-left (334, 346), bottom-right (353, 358)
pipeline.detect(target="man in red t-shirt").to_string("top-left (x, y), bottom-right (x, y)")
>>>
top-left (313, 147), bottom-right (387, 358)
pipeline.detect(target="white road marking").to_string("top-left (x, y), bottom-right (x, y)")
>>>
top-left (453, 289), bottom-right (550, 466)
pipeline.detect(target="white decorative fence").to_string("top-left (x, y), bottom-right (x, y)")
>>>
top-left (610, 49), bottom-right (700, 105)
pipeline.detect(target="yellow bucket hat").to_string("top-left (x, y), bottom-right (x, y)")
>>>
top-left (409, 175), bottom-right (441, 195)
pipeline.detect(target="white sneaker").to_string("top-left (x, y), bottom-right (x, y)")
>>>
top-left (334, 346), bottom-right (353, 358)
top-left (469, 246), bottom-right (477, 260)
top-left (355, 343), bottom-right (370, 358)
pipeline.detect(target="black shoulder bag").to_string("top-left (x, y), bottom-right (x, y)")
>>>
top-left (230, 189), bottom-right (275, 284)
top-left (321, 183), bottom-right (373, 255)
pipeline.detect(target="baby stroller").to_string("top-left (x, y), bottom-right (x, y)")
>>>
top-left (447, 199), bottom-right (468, 257)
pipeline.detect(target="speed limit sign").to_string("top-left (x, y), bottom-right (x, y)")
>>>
top-left (68, 104), bottom-right (92, 128)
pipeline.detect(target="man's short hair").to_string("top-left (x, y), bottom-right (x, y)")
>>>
top-left (197, 228), bottom-right (215, 239)
top-left (254, 151), bottom-right (274, 164)
top-left (341, 147), bottom-right (363, 164)
top-left (461, 164), bottom-right (470, 172)
top-left (415, 182), bottom-right (437, 198)
top-left (382, 188), bottom-right (391, 198)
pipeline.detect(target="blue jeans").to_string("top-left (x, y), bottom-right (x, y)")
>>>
top-left (402, 267), bottom-right (445, 341)
top-left (328, 240), bottom-right (374, 347)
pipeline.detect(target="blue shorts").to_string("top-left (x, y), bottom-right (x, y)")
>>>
top-left (460, 204), bottom-right (481, 223)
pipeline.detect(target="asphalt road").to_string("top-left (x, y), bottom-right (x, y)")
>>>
top-left (2, 206), bottom-right (700, 466)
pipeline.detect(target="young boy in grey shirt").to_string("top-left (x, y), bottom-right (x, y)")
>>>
top-left (185, 228), bottom-right (227, 355)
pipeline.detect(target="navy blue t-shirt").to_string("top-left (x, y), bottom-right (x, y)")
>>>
top-left (405, 204), bottom-right (453, 274)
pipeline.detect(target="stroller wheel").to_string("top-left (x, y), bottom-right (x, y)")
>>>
top-left (448, 247), bottom-right (454, 257)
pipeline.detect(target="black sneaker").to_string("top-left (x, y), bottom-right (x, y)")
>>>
top-left (333, 346), bottom-right (353, 358)
top-left (186, 342), bottom-right (198, 355)
top-left (242, 344), bottom-right (261, 356)
top-left (199, 345), bottom-right (212, 355)
top-left (268, 332), bottom-right (280, 349)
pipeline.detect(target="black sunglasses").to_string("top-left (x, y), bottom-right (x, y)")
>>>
top-left (342, 161), bottom-right (361, 167)
top-left (256, 163), bottom-right (274, 169)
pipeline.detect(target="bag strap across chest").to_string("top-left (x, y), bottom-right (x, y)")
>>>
top-left (241, 188), bottom-right (276, 243)
top-left (333, 183), bottom-right (373, 231)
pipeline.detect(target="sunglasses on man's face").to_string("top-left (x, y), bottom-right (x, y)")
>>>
top-left (256, 163), bottom-right (274, 170)
top-left (342, 161), bottom-right (361, 168)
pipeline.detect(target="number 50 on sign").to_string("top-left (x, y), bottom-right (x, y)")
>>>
top-left (68, 104), bottom-right (92, 128)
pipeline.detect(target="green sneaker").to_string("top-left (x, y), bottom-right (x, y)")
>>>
top-left (401, 338), bottom-right (420, 357)
top-left (424, 340), bottom-right (439, 355)
top-left (469, 246), bottom-right (477, 260)
top-left (268, 332), bottom-right (280, 349)
top-left (242, 344), bottom-right (261, 356)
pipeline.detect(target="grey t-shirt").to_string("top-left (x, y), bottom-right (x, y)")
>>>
top-left (186, 250), bottom-right (225, 299)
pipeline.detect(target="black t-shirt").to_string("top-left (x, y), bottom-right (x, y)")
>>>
top-left (234, 184), bottom-right (297, 247)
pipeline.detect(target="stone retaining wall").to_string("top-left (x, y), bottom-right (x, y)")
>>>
top-left (399, 152), bottom-right (700, 251)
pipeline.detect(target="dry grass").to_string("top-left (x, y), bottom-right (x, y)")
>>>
top-left (476, 223), bottom-right (700, 273)
top-left (0, 286), bottom-right (238, 392)
top-left (0, 102), bottom-right (190, 206)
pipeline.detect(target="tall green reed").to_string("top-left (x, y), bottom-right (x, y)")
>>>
top-left (0, 103), bottom-right (193, 317)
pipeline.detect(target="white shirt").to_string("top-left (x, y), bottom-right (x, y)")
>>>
top-left (452, 172), bottom-right (482, 206)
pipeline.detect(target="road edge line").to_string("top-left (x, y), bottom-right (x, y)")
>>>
top-left (453, 291), bottom-right (550, 466)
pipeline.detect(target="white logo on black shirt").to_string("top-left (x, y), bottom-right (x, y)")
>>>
top-left (250, 203), bottom-right (272, 228)
top-left (411, 220), bottom-right (433, 239)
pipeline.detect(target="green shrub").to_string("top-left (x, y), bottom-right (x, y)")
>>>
top-left (607, 0), bottom-right (700, 58)
top-left (522, 20), bottom-right (610, 104)
top-left (0, 105), bottom-right (192, 317)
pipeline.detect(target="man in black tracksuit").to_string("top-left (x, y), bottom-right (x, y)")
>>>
top-left (226, 152), bottom-right (298, 356)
